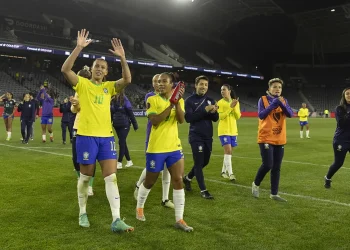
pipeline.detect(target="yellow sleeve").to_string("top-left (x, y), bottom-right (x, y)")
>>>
top-left (146, 96), bottom-right (158, 116)
top-left (218, 100), bottom-right (232, 120)
top-left (105, 81), bottom-right (117, 96)
top-left (74, 76), bottom-right (87, 95)
top-left (179, 98), bottom-right (185, 112)
top-left (232, 102), bottom-right (241, 120)
top-left (297, 110), bottom-right (302, 117)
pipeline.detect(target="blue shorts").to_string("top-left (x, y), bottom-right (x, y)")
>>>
top-left (3, 114), bottom-right (14, 119)
top-left (76, 136), bottom-right (117, 164)
top-left (219, 135), bottom-right (238, 147)
top-left (41, 116), bottom-right (53, 125)
top-left (299, 121), bottom-right (308, 126)
top-left (146, 150), bottom-right (184, 173)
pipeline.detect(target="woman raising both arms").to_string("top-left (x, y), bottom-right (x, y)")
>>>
top-left (61, 29), bottom-right (133, 233)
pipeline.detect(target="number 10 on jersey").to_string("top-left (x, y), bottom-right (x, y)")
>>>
top-left (94, 95), bottom-right (104, 104)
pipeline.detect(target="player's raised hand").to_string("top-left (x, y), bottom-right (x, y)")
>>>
top-left (230, 97), bottom-right (239, 108)
top-left (77, 29), bottom-right (92, 48)
top-left (109, 38), bottom-right (125, 58)
top-left (70, 96), bottom-right (79, 106)
top-left (178, 85), bottom-right (185, 98)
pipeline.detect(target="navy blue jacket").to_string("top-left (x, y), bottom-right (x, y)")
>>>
top-left (334, 105), bottom-right (350, 143)
top-left (59, 102), bottom-right (72, 123)
top-left (31, 99), bottom-right (40, 117)
top-left (17, 101), bottom-right (36, 122)
top-left (185, 94), bottom-right (219, 143)
top-left (111, 95), bottom-right (138, 130)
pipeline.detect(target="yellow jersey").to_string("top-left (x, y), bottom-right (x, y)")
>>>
top-left (217, 98), bottom-right (241, 136)
top-left (146, 95), bottom-right (184, 153)
top-left (72, 93), bottom-right (80, 130)
top-left (73, 76), bottom-right (116, 137)
top-left (298, 108), bottom-right (309, 122)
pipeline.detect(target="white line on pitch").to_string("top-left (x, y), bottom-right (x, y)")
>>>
top-left (1, 143), bottom-right (350, 208)
top-left (19, 145), bottom-right (347, 170)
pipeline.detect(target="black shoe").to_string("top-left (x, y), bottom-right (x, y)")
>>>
top-left (70, 139), bottom-right (73, 143)
top-left (324, 176), bottom-right (332, 188)
top-left (183, 176), bottom-right (192, 191)
top-left (201, 190), bottom-right (214, 199)
top-left (22, 140), bottom-right (28, 144)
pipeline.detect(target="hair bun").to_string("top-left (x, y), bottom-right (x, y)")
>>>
top-left (83, 65), bottom-right (90, 71)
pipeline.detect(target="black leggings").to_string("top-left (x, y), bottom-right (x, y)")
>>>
top-left (114, 125), bottom-right (131, 162)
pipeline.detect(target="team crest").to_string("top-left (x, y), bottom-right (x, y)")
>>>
top-left (83, 152), bottom-right (89, 160)
top-left (103, 88), bottom-right (108, 94)
top-left (48, 119), bottom-right (52, 123)
top-left (337, 145), bottom-right (342, 151)
top-left (150, 160), bottom-right (156, 168)
top-left (207, 100), bottom-right (211, 105)
top-left (198, 145), bottom-right (203, 152)
top-left (223, 137), bottom-right (228, 142)
top-left (264, 143), bottom-right (269, 149)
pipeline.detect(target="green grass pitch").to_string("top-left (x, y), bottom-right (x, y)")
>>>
top-left (1, 117), bottom-right (350, 250)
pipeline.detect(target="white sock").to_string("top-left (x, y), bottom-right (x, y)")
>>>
top-left (50, 132), bottom-right (53, 137)
top-left (77, 173), bottom-right (91, 216)
top-left (224, 154), bottom-right (233, 176)
top-left (173, 189), bottom-right (185, 222)
top-left (306, 130), bottom-right (310, 137)
top-left (42, 134), bottom-right (46, 141)
top-left (221, 161), bottom-right (226, 173)
top-left (300, 131), bottom-right (303, 137)
top-left (7, 132), bottom-right (11, 138)
top-left (162, 169), bottom-right (171, 202)
top-left (136, 168), bottom-right (147, 187)
top-left (137, 183), bottom-right (151, 209)
top-left (104, 173), bottom-right (121, 222)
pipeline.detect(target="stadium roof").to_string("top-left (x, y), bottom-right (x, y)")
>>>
top-left (84, 0), bottom-right (350, 52)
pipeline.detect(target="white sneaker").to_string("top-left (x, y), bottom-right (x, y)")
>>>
top-left (125, 160), bottom-right (133, 168)
top-left (221, 172), bottom-right (229, 179)
top-left (88, 186), bottom-right (94, 196)
top-left (229, 174), bottom-right (236, 181)
top-left (252, 182), bottom-right (259, 198)
top-left (117, 162), bottom-right (123, 169)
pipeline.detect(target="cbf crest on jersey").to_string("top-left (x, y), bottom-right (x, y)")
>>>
top-left (103, 88), bottom-right (108, 94)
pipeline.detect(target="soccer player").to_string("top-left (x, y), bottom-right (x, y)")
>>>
top-left (36, 86), bottom-right (54, 142)
top-left (29, 93), bottom-right (39, 140)
top-left (0, 92), bottom-right (16, 141)
top-left (217, 84), bottom-right (241, 180)
top-left (17, 93), bottom-right (36, 144)
top-left (60, 97), bottom-right (73, 144)
top-left (61, 29), bottom-right (133, 232)
top-left (70, 67), bottom-right (95, 196)
top-left (111, 89), bottom-right (138, 169)
top-left (324, 87), bottom-right (350, 188)
top-left (183, 75), bottom-right (218, 199)
top-left (251, 78), bottom-right (293, 202)
top-left (298, 103), bottom-right (310, 139)
top-left (134, 74), bottom-right (174, 209)
top-left (136, 72), bottom-right (193, 232)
